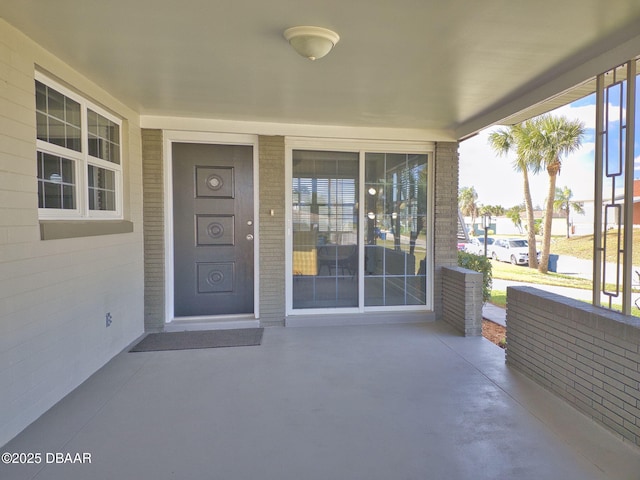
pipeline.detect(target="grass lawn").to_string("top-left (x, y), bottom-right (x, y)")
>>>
top-left (488, 289), bottom-right (640, 316)
top-left (490, 290), bottom-right (506, 308)
top-left (550, 228), bottom-right (640, 266)
top-left (491, 261), bottom-right (594, 289)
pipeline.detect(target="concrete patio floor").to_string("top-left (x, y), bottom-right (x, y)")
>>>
top-left (2, 321), bottom-right (639, 480)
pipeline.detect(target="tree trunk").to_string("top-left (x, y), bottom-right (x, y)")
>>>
top-left (522, 169), bottom-right (538, 269)
top-left (539, 166), bottom-right (559, 273)
top-left (565, 204), bottom-right (570, 238)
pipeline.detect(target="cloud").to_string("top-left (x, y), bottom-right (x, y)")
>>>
top-left (551, 103), bottom-right (597, 129)
top-left (550, 101), bottom-right (624, 130)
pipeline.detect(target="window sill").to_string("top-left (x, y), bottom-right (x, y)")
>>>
top-left (40, 220), bottom-right (134, 240)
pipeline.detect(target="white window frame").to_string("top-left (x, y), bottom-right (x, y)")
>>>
top-left (36, 72), bottom-right (123, 220)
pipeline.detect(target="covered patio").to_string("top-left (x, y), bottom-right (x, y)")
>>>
top-left (2, 0), bottom-right (640, 472)
top-left (3, 321), bottom-right (639, 480)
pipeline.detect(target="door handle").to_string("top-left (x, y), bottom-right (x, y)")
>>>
top-left (246, 234), bottom-right (254, 241)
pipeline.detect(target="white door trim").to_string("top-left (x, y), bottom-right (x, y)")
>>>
top-left (163, 131), bottom-right (260, 324)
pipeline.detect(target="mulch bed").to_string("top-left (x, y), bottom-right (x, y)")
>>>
top-left (482, 319), bottom-right (506, 348)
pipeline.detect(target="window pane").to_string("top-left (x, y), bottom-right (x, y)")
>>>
top-left (35, 81), bottom-right (47, 112)
top-left (65, 125), bottom-right (81, 151)
top-left (88, 165), bottom-right (117, 211)
top-left (37, 151), bottom-right (76, 210)
top-left (43, 182), bottom-right (62, 209)
top-left (292, 150), bottom-right (359, 309)
top-left (364, 152), bottom-right (428, 306)
top-left (36, 112), bottom-right (48, 142)
top-left (88, 109), bottom-right (120, 164)
top-left (47, 88), bottom-right (65, 121)
top-left (34, 81), bottom-right (81, 152)
top-left (48, 118), bottom-right (66, 148)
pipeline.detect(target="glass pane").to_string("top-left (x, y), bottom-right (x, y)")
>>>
top-left (65, 98), bottom-right (81, 127)
top-left (292, 150), bottom-right (359, 309)
top-left (364, 153), bottom-right (428, 306)
top-left (87, 165), bottom-right (117, 211)
top-left (65, 124), bottom-right (81, 151)
top-left (88, 109), bottom-right (120, 164)
top-left (34, 80), bottom-right (81, 152)
top-left (43, 182), bottom-right (62, 209)
top-left (62, 185), bottom-right (76, 209)
top-left (36, 112), bottom-right (48, 141)
top-left (37, 181), bottom-right (44, 208)
top-left (61, 158), bottom-right (75, 184)
top-left (48, 118), bottom-right (65, 147)
top-left (35, 81), bottom-right (47, 112)
top-left (37, 151), bottom-right (76, 210)
top-left (48, 88), bottom-right (65, 121)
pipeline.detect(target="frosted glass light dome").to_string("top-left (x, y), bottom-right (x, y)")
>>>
top-left (283, 26), bottom-right (340, 61)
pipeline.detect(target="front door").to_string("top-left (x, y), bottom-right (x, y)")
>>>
top-left (172, 142), bottom-right (254, 317)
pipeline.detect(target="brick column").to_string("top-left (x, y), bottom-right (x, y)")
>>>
top-left (258, 136), bottom-right (286, 326)
top-left (141, 129), bottom-right (165, 331)
top-left (433, 142), bottom-right (459, 319)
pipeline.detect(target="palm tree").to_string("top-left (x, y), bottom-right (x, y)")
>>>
top-left (553, 186), bottom-right (584, 238)
top-left (480, 204), bottom-right (505, 217)
top-left (458, 186), bottom-right (479, 234)
top-left (488, 122), bottom-right (541, 268)
top-left (506, 204), bottom-right (524, 234)
top-left (532, 115), bottom-right (585, 273)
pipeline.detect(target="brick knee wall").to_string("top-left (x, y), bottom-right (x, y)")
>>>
top-left (442, 267), bottom-right (483, 336)
top-left (506, 286), bottom-right (640, 447)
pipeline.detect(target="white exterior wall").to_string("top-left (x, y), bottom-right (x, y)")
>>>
top-left (0, 20), bottom-right (144, 446)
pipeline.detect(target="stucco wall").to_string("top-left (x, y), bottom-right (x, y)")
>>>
top-left (0, 20), bottom-right (144, 446)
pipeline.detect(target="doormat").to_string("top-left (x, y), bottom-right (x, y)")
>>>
top-left (129, 328), bottom-right (263, 352)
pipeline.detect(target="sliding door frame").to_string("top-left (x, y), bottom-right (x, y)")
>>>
top-left (284, 137), bottom-right (435, 316)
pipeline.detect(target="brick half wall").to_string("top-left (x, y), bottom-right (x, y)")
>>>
top-left (442, 266), bottom-right (483, 336)
top-left (507, 286), bottom-right (640, 447)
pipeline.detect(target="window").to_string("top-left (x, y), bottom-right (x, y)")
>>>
top-left (35, 73), bottom-right (122, 219)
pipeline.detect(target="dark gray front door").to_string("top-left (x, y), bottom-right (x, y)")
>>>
top-left (172, 143), bottom-right (254, 317)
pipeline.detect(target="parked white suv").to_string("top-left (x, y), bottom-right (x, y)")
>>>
top-left (464, 237), bottom-right (494, 257)
top-left (490, 238), bottom-right (538, 265)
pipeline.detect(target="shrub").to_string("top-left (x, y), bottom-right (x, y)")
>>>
top-left (457, 251), bottom-right (493, 303)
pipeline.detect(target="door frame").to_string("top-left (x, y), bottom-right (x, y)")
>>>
top-left (284, 137), bottom-right (435, 317)
top-left (163, 131), bottom-right (260, 323)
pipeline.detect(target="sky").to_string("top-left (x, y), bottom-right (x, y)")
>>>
top-left (459, 89), bottom-right (640, 209)
top-left (459, 97), bottom-right (596, 208)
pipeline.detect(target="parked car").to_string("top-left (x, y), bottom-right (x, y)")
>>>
top-left (464, 237), bottom-right (494, 256)
top-left (490, 238), bottom-right (540, 265)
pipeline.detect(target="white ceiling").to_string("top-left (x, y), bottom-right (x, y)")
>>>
top-left (2, 0), bottom-right (640, 139)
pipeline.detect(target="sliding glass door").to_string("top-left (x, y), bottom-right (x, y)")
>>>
top-left (290, 148), bottom-right (429, 312)
top-left (364, 153), bottom-right (428, 306)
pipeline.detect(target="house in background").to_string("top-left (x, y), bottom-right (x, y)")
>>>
top-left (1, 1), bottom-right (640, 447)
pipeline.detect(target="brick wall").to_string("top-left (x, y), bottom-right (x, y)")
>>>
top-left (258, 136), bottom-right (286, 326)
top-left (507, 286), bottom-right (640, 447)
top-left (442, 267), bottom-right (483, 336)
top-left (434, 142), bottom-right (459, 319)
top-left (141, 129), bottom-right (165, 331)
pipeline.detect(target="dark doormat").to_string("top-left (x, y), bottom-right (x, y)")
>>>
top-left (129, 328), bottom-right (263, 352)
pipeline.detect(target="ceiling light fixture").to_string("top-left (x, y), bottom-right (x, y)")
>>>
top-left (283, 26), bottom-right (340, 61)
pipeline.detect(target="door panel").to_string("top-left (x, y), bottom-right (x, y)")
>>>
top-left (172, 143), bottom-right (253, 317)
